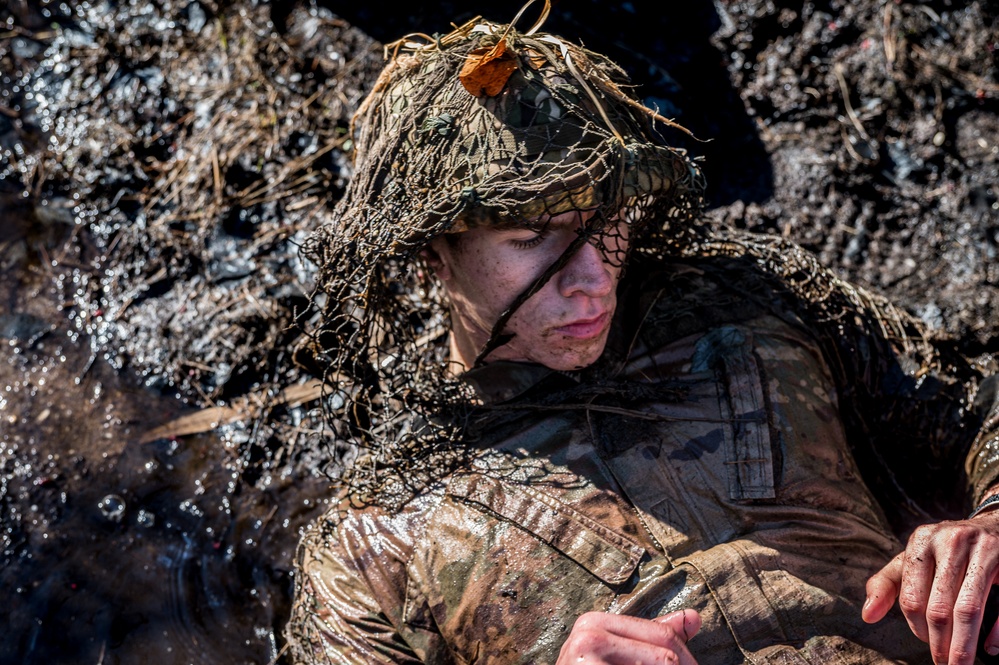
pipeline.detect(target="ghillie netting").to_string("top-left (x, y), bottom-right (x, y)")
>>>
top-left (300, 13), bottom-right (707, 508)
top-left (301, 12), bottom-right (951, 511)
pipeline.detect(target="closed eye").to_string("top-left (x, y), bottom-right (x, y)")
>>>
top-left (510, 232), bottom-right (546, 249)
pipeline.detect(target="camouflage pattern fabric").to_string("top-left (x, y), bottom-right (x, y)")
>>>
top-left (286, 257), bottom-right (999, 664)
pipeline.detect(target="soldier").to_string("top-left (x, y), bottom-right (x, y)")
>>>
top-left (287, 13), bottom-right (999, 665)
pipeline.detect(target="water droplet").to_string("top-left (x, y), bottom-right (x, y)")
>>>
top-left (136, 509), bottom-right (155, 528)
top-left (98, 494), bottom-right (126, 522)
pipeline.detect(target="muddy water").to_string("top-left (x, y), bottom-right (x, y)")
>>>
top-left (1, 208), bottom-right (329, 663)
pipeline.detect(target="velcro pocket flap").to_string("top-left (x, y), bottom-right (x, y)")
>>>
top-left (693, 325), bottom-right (775, 500)
top-left (448, 473), bottom-right (645, 586)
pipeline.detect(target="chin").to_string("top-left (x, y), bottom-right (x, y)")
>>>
top-left (541, 343), bottom-right (606, 371)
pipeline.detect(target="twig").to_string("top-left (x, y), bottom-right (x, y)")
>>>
top-left (265, 643), bottom-right (290, 665)
top-left (883, 1), bottom-right (896, 69)
top-left (211, 146), bottom-right (223, 207)
top-left (138, 379), bottom-right (326, 443)
top-left (834, 63), bottom-right (873, 142)
top-left (834, 63), bottom-right (878, 162)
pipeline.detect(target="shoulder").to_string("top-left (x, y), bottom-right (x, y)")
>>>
top-left (615, 254), bottom-right (803, 352)
top-left (294, 491), bottom-right (446, 624)
top-left (298, 491), bottom-right (444, 578)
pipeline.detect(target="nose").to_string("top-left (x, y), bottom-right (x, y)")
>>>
top-left (557, 237), bottom-right (615, 298)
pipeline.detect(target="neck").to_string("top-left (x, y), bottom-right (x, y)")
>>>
top-left (448, 333), bottom-right (472, 375)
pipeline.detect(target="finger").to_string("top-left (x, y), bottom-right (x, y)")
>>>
top-left (561, 614), bottom-right (700, 665)
top-left (947, 547), bottom-right (997, 665)
top-left (654, 609), bottom-right (702, 644)
top-left (575, 612), bottom-right (694, 649)
top-left (593, 632), bottom-right (698, 665)
top-left (985, 612), bottom-right (999, 658)
top-left (864, 553), bottom-right (903, 624)
top-left (897, 533), bottom-right (937, 644)
top-left (924, 550), bottom-right (967, 665)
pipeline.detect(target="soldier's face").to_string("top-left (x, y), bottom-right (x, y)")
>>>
top-left (427, 210), bottom-right (627, 372)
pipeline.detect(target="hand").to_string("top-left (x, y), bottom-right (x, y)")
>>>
top-left (863, 509), bottom-right (999, 664)
top-left (555, 609), bottom-right (701, 665)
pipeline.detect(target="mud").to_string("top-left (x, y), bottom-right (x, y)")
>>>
top-left (1, 0), bottom-right (997, 663)
top-left (1, 207), bottom-right (333, 663)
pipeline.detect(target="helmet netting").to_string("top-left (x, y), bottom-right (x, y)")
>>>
top-left (299, 18), bottom-right (706, 509)
top-left (300, 17), bottom-right (936, 511)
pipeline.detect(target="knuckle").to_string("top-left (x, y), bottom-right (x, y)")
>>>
top-left (909, 524), bottom-right (935, 544)
top-left (943, 528), bottom-right (975, 549)
top-left (953, 600), bottom-right (983, 624)
top-left (568, 630), bottom-right (602, 654)
top-left (925, 604), bottom-right (953, 629)
top-left (573, 611), bottom-right (601, 630)
top-left (657, 623), bottom-right (678, 641)
top-left (898, 591), bottom-right (926, 615)
top-left (951, 647), bottom-right (977, 665)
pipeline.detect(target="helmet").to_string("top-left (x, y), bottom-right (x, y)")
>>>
top-left (319, 17), bottom-right (704, 262)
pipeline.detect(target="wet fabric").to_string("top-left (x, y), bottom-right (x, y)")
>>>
top-left (287, 257), bottom-right (999, 664)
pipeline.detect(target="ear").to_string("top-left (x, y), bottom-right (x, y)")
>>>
top-left (420, 239), bottom-right (452, 281)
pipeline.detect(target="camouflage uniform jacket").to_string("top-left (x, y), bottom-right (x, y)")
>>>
top-left (288, 257), bottom-right (999, 664)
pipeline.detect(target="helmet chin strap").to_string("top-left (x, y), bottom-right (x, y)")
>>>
top-left (472, 225), bottom-right (590, 368)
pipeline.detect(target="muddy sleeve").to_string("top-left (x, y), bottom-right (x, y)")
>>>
top-left (965, 375), bottom-right (999, 506)
top-left (285, 510), bottom-right (438, 665)
top-left (828, 321), bottom-right (999, 517)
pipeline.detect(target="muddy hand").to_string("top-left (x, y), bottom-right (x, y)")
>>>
top-left (556, 609), bottom-right (701, 665)
top-left (863, 509), bottom-right (999, 665)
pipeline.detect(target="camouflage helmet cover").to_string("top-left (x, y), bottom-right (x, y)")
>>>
top-left (325, 16), bottom-right (705, 264)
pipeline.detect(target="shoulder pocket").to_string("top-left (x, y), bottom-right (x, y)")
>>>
top-left (447, 472), bottom-right (645, 586)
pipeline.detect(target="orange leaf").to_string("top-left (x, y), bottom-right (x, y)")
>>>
top-left (524, 48), bottom-right (547, 70)
top-left (459, 40), bottom-right (518, 97)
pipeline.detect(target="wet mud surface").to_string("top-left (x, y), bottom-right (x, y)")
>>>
top-left (1, 211), bottom-right (332, 663)
top-left (1, 0), bottom-right (997, 662)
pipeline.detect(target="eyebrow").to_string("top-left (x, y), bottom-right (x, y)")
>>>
top-left (467, 208), bottom-right (602, 233)
top-left (511, 211), bottom-right (591, 231)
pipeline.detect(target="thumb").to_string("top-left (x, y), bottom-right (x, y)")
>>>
top-left (655, 609), bottom-right (702, 643)
top-left (863, 552), bottom-right (903, 624)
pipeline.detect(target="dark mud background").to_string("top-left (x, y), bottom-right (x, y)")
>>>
top-left (1, 0), bottom-right (997, 663)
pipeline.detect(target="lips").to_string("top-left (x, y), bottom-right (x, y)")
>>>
top-left (555, 311), bottom-right (610, 339)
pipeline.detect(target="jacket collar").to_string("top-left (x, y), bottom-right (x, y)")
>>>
top-left (460, 361), bottom-right (559, 405)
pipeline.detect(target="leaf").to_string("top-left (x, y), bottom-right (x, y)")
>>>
top-left (137, 379), bottom-right (324, 443)
top-left (523, 48), bottom-right (547, 70)
top-left (459, 40), bottom-right (519, 97)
